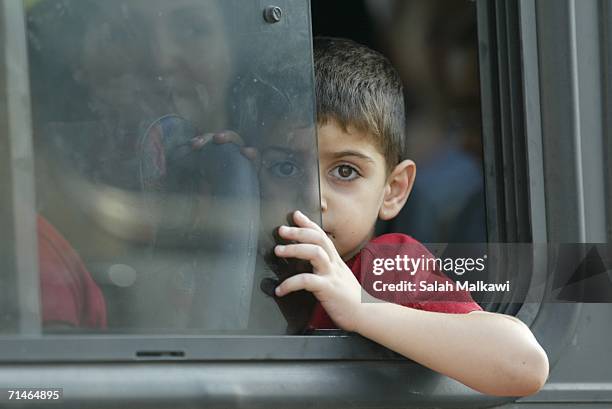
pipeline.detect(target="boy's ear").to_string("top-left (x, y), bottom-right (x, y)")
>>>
top-left (379, 159), bottom-right (416, 221)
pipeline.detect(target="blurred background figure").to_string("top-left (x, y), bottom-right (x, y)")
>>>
top-left (38, 215), bottom-right (107, 331)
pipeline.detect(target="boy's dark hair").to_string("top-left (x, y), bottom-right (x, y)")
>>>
top-left (313, 37), bottom-right (406, 170)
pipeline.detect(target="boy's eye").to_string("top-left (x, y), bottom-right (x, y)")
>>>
top-left (269, 160), bottom-right (302, 178)
top-left (330, 164), bottom-right (360, 181)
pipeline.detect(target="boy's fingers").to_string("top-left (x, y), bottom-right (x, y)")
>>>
top-left (211, 130), bottom-right (260, 166)
top-left (278, 225), bottom-right (335, 257)
top-left (193, 130), bottom-right (246, 150)
top-left (213, 130), bottom-right (244, 146)
top-left (275, 243), bottom-right (331, 273)
top-left (291, 211), bottom-right (338, 256)
top-left (191, 133), bottom-right (215, 150)
top-left (292, 210), bottom-right (324, 232)
top-left (241, 147), bottom-right (259, 161)
top-left (241, 147), bottom-right (261, 169)
top-left (275, 273), bottom-right (323, 297)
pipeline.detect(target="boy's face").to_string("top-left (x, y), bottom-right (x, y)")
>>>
top-left (317, 121), bottom-right (389, 260)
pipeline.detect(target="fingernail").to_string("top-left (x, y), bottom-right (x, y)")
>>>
top-left (275, 245), bottom-right (285, 254)
top-left (275, 286), bottom-right (282, 296)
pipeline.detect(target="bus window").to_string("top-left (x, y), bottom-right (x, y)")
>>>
top-left (2, 0), bottom-right (539, 354)
top-left (21, 0), bottom-right (318, 335)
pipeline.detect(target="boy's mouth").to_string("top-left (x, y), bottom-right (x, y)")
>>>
top-left (325, 231), bottom-right (335, 239)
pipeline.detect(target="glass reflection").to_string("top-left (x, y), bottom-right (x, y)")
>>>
top-left (25, 0), bottom-right (317, 334)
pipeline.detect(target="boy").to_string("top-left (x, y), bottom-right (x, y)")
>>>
top-left (271, 37), bottom-right (549, 397)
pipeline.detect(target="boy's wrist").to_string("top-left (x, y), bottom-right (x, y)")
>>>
top-left (352, 294), bottom-right (376, 335)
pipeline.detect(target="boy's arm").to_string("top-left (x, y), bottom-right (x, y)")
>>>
top-left (354, 303), bottom-right (549, 397)
top-left (275, 211), bottom-right (549, 397)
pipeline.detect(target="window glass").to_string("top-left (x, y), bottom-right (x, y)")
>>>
top-left (22, 0), bottom-right (318, 334)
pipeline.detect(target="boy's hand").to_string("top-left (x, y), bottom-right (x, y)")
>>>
top-left (274, 210), bottom-right (364, 332)
top-left (191, 130), bottom-right (260, 169)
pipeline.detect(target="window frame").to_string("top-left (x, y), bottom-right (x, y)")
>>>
top-left (0, 0), bottom-right (41, 336)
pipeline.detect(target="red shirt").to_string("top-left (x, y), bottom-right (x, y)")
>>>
top-left (38, 216), bottom-right (107, 328)
top-left (308, 233), bottom-right (482, 329)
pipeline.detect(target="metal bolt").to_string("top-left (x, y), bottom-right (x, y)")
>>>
top-left (263, 6), bottom-right (282, 23)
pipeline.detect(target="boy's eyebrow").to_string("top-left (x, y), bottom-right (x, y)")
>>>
top-left (326, 150), bottom-right (375, 162)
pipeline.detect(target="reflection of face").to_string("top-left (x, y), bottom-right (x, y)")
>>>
top-left (316, 121), bottom-right (389, 260)
top-left (79, 0), bottom-right (231, 131)
top-left (257, 126), bottom-right (319, 255)
top-left (145, 0), bottom-right (231, 130)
